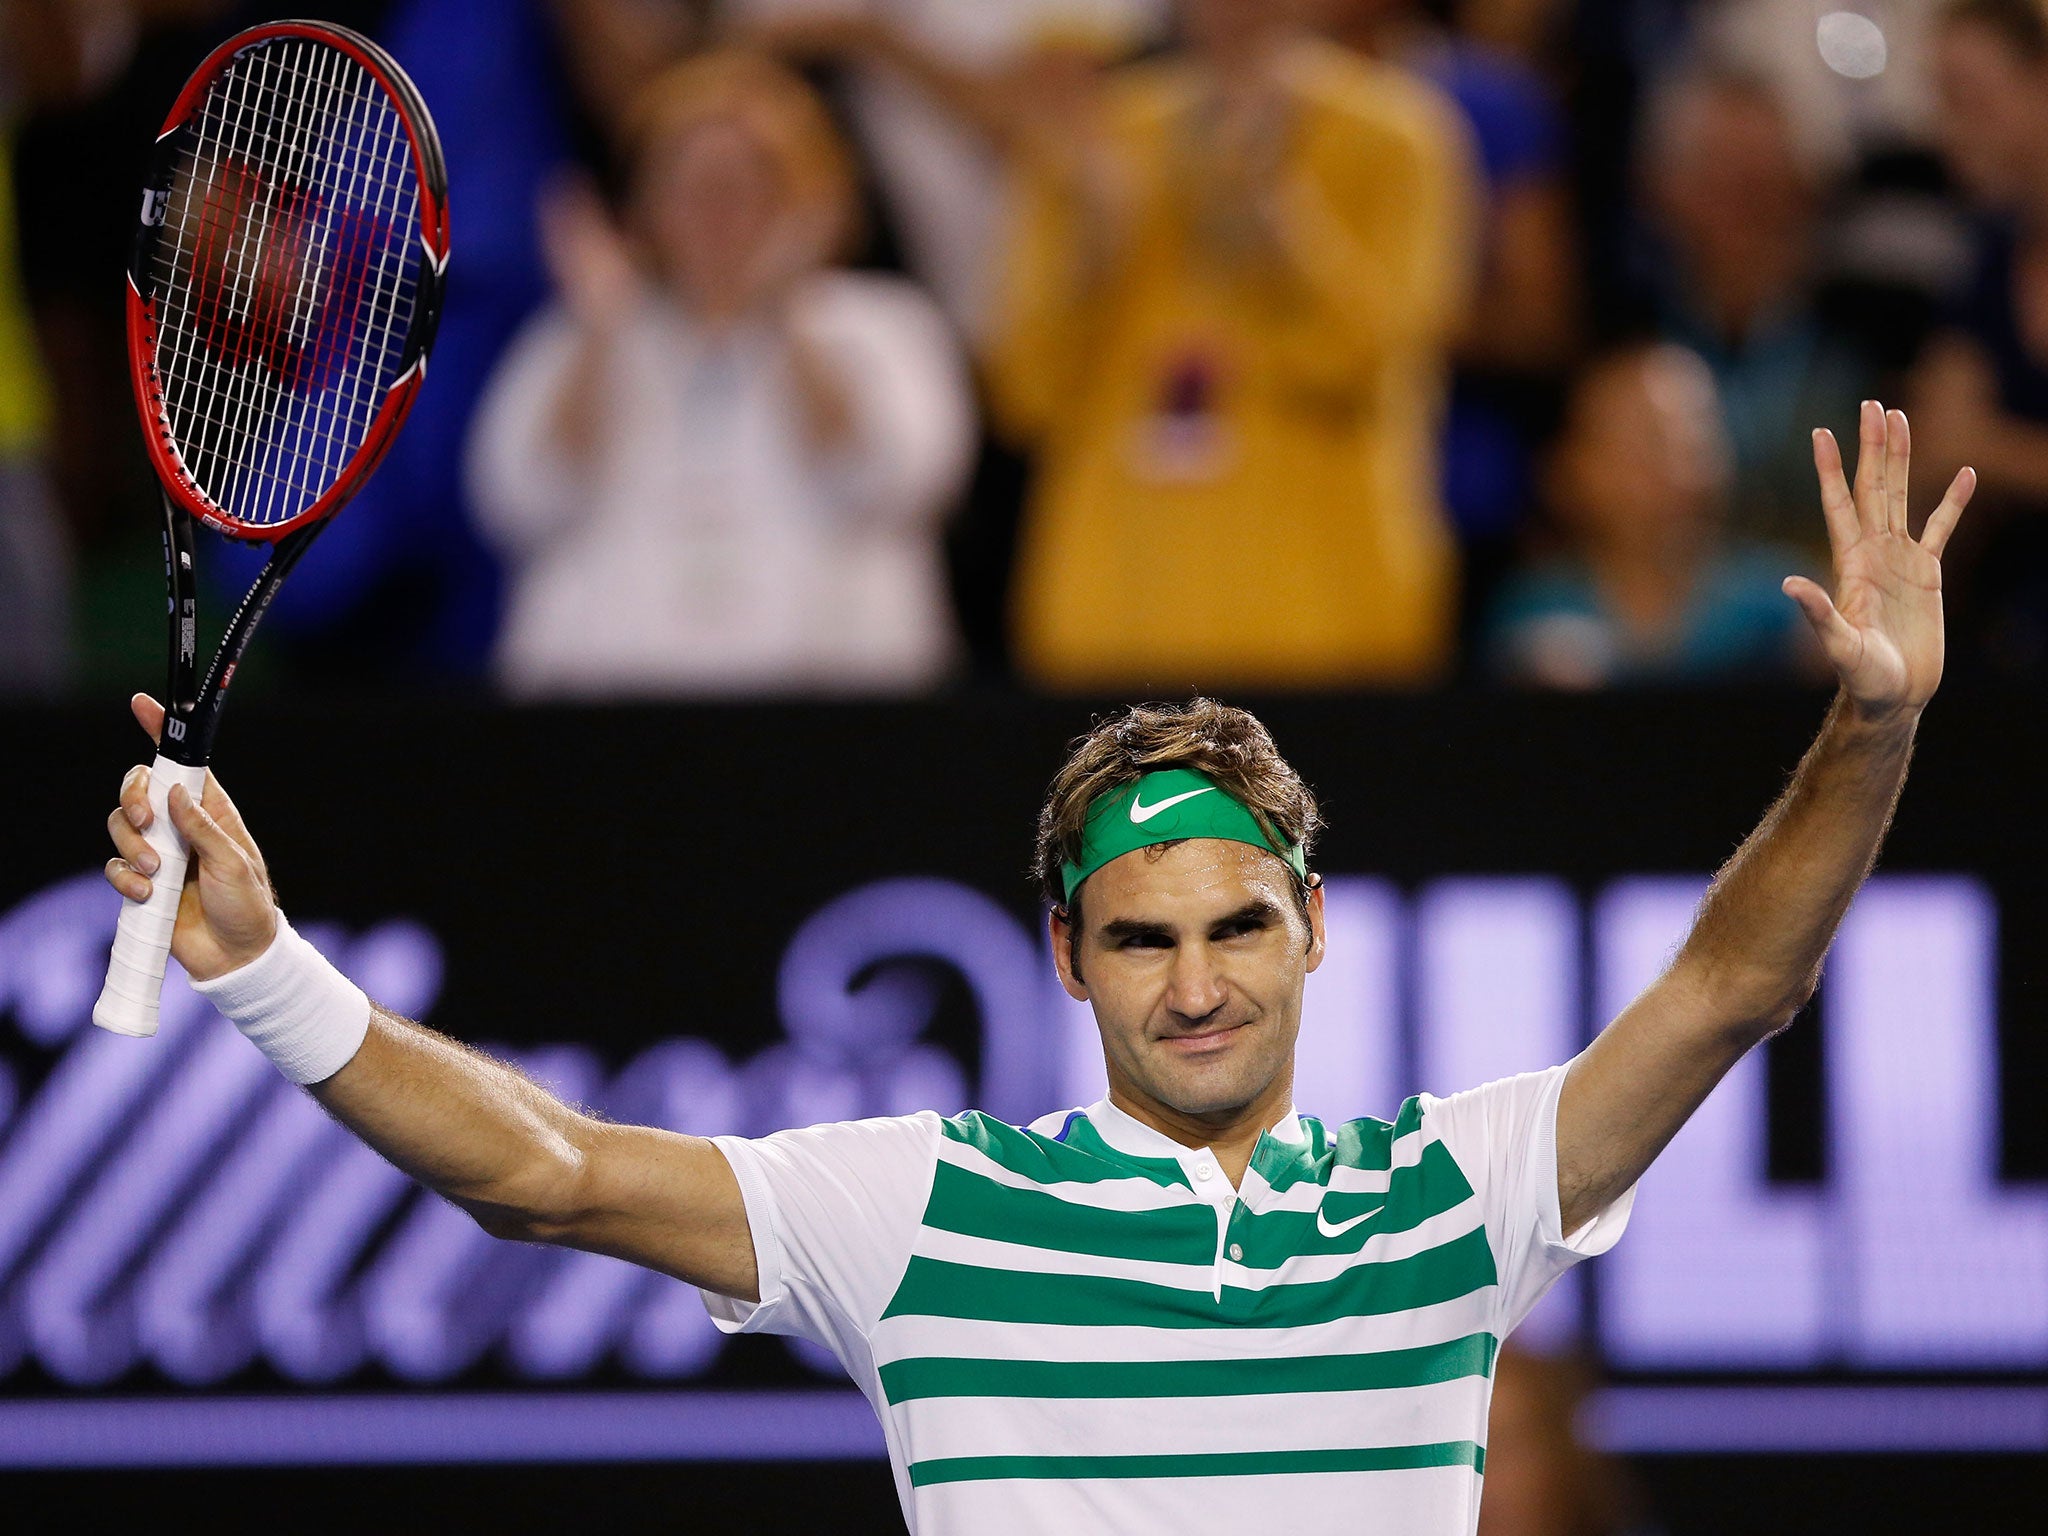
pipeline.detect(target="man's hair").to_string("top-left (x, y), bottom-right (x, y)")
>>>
top-left (1034, 699), bottom-right (1324, 920)
top-left (1942, 0), bottom-right (2048, 56)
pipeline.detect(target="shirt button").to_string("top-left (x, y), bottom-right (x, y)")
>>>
top-left (1228, 1243), bottom-right (1244, 1262)
top-left (1195, 1165), bottom-right (1213, 1182)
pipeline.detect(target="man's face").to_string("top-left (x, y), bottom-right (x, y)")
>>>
top-left (1053, 839), bottom-right (1325, 1126)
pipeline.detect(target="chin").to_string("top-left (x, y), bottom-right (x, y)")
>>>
top-left (1150, 1059), bottom-right (1277, 1121)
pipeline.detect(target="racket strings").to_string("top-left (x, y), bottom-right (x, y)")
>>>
top-left (173, 43), bottom-right (419, 504)
top-left (147, 36), bottom-right (425, 529)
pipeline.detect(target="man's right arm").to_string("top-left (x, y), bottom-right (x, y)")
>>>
top-left (103, 696), bottom-right (759, 1301)
top-left (310, 1007), bottom-right (759, 1298)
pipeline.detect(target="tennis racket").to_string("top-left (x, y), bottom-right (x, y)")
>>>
top-left (93, 19), bottom-right (449, 1038)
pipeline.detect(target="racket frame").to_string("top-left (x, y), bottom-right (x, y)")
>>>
top-left (123, 17), bottom-right (450, 767)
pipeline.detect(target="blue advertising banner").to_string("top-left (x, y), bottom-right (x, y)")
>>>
top-left (3, 695), bottom-right (2044, 1470)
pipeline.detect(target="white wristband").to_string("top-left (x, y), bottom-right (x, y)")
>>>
top-left (190, 917), bottom-right (372, 1085)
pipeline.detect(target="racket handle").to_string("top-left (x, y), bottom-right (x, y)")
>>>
top-left (94, 756), bottom-right (210, 1038)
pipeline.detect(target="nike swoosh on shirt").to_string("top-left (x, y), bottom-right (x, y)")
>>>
top-left (1129, 786), bottom-right (1217, 824)
top-left (1315, 1204), bottom-right (1385, 1239)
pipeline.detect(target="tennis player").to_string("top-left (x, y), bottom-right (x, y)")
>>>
top-left (104, 404), bottom-right (1968, 1530)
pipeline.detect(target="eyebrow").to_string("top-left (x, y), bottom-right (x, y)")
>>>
top-left (1097, 897), bottom-right (1286, 943)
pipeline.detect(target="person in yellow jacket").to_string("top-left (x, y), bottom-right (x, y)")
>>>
top-left (0, 114), bottom-right (71, 694)
top-left (988, 0), bottom-right (1479, 691)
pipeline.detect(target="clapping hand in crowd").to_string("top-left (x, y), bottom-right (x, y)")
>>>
top-left (539, 173), bottom-right (642, 338)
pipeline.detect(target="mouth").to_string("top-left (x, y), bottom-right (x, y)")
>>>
top-left (1159, 1022), bottom-right (1249, 1055)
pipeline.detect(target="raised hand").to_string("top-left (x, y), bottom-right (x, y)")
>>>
top-left (104, 693), bottom-right (278, 982)
top-left (1783, 402), bottom-right (1975, 723)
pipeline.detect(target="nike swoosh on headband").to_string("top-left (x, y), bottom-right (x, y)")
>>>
top-left (1129, 786), bottom-right (1217, 824)
top-left (1315, 1204), bottom-right (1384, 1239)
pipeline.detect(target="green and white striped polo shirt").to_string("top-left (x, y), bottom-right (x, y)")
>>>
top-left (705, 1063), bottom-right (1632, 1533)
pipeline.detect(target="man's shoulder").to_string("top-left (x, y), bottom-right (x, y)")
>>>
top-left (935, 1107), bottom-right (1079, 1166)
top-left (1303, 1095), bottom-right (1430, 1173)
top-left (937, 1107), bottom-right (1187, 1188)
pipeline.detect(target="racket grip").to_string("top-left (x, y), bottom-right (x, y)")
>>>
top-left (93, 756), bottom-right (209, 1038)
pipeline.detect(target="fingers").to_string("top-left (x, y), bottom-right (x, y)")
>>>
top-left (166, 784), bottom-right (254, 877)
top-left (104, 856), bottom-right (152, 904)
top-left (107, 802), bottom-right (160, 873)
top-left (106, 765), bottom-right (161, 901)
top-left (1811, 429), bottom-right (1859, 553)
top-left (130, 693), bottom-right (166, 745)
top-left (1921, 465), bottom-right (1978, 559)
top-left (199, 772), bottom-right (261, 861)
top-left (119, 763), bottom-right (153, 830)
top-left (1782, 575), bottom-right (1863, 670)
top-left (1884, 408), bottom-right (1910, 534)
top-left (1852, 399), bottom-right (1886, 533)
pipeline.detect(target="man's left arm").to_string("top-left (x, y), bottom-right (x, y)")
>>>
top-left (1556, 402), bottom-right (1976, 1234)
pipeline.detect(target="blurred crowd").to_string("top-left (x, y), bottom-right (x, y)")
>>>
top-left (8, 0), bottom-right (2048, 699)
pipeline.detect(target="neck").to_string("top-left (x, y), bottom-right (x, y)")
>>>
top-left (1585, 523), bottom-right (1707, 636)
top-left (1107, 1072), bottom-right (1295, 1185)
top-left (1686, 234), bottom-right (1806, 344)
top-left (1329, 11), bottom-right (1430, 61)
top-left (1198, 25), bottom-right (1289, 84)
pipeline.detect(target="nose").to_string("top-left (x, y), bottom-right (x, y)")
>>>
top-left (1163, 940), bottom-right (1230, 1025)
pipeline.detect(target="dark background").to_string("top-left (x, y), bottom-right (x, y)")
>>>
top-left (8, 1455), bottom-right (2042, 1535)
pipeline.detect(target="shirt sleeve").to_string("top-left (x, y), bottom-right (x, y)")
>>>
top-left (792, 273), bottom-right (977, 531)
top-left (463, 302), bottom-right (591, 557)
top-left (701, 1111), bottom-right (943, 1363)
top-left (1420, 1063), bottom-right (1634, 1336)
top-left (1259, 52), bottom-right (1480, 391)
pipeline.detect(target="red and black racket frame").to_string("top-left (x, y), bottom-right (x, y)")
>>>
top-left (124, 19), bottom-right (448, 769)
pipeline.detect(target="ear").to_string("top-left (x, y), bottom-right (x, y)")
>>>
top-left (1303, 877), bottom-right (1327, 974)
top-left (1049, 906), bottom-right (1089, 1001)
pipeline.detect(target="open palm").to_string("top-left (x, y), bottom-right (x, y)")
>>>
top-left (1784, 402), bottom-right (1975, 722)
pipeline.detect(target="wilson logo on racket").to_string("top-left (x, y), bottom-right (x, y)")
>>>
top-left (178, 159), bottom-right (393, 393)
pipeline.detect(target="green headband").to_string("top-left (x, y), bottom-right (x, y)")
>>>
top-left (1060, 768), bottom-right (1308, 903)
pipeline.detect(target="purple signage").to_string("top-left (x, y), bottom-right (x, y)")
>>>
top-left (0, 869), bottom-right (2042, 1463)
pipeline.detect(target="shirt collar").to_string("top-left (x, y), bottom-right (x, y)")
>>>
top-left (1084, 1096), bottom-right (1305, 1160)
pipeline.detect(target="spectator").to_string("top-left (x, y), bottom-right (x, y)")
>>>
top-left (743, 7), bottom-right (1152, 683)
top-left (732, 0), bottom-right (1168, 343)
top-left (212, 0), bottom-right (678, 689)
top-left (1314, 0), bottom-right (1581, 642)
top-left (10, 0), bottom-right (251, 693)
top-left (0, 0), bottom-right (78, 695)
top-left (1914, 0), bottom-right (2048, 674)
top-left (1635, 64), bottom-right (1874, 567)
top-left (1487, 342), bottom-right (1814, 688)
top-left (468, 51), bottom-right (975, 697)
top-left (1693, 1), bottom-right (1940, 178)
top-left (1480, 1345), bottom-right (1657, 1536)
top-left (1317, 0), bottom-right (1575, 379)
top-left (1453, 0), bottom-right (1572, 68)
top-left (991, 0), bottom-right (1480, 691)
